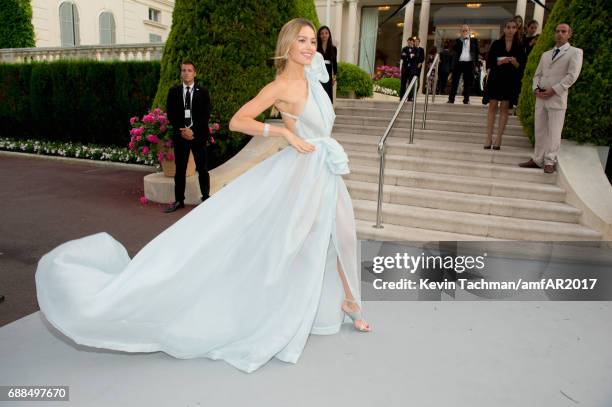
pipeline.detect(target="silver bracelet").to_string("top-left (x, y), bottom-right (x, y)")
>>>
top-left (262, 123), bottom-right (270, 137)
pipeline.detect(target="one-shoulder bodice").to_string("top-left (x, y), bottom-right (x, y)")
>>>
top-left (278, 52), bottom-right (349, 175)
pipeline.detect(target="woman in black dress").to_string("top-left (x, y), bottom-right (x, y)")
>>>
top-left (484, 19), bottom-right (525, 149)
top-left (317, 26), bottom-right (338, 103)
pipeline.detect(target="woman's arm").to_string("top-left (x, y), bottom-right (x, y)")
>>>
top-left (229, 80), bottom-right (316, 154)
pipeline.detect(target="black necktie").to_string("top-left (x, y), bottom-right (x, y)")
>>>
top-left (184, 86), bottom-right (192, 127)
top-left (552, 48), bottom-right (560, 60)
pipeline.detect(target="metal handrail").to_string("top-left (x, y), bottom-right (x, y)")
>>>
top-left (373, 75), bottom-right (418, 229)
top-left (422, 53), bottom-right (440, 129)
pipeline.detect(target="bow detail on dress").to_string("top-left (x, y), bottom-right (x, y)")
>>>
top-left (306, 137), bottom-right (350, 175)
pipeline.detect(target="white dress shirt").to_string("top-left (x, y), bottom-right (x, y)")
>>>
top-left (182, 82), bottom-right (195, 107)
top-left (459, 37), bottom-right (472, 62)
top-left (552, 42), bottom-right (570, 60)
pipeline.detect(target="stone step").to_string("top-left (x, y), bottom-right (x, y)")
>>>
top-left (352, 198), bottom-right (602, 241)
top-left (355, 219), bottom-right (500, 241)
top-left (335, 98), bottom-right (493, 113)
top-left (345, 179), bottom-right (581, 224)
top-left (334, 106), bottom-right (522, 126)
top-left (335, 135), bottom-right (531, 165)
top-left (345, 150), bottom-right (557, 185)
top-left (334, 114), bottom-right (525, 136)
top-left (332, 125), bottom-right (532, 148)
top-left (345, 164), bottom-right (566, 203)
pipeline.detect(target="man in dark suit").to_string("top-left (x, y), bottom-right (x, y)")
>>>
top-left (400, 37), bottom-right (421, 101)
top-left (448, 24), bottom-right (479, 104)
top-left (438, 40), bottom-right (454, 94)
top-left (164, 60), bottom-right (211, 213)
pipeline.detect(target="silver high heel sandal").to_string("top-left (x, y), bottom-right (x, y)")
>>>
top-left (342, 298), bottom-right (371, 332)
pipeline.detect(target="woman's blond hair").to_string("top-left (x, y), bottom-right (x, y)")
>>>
top-left (272, 18), bottom-right (316, 75)
top-left (270, 18), bottom-right (316, 116)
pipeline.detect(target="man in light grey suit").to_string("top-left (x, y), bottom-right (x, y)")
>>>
top-left (519, 23), bottom-right (583, 173)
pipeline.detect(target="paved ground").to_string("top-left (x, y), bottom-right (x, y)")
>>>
top-left (0, 153), bottom-right (196, 326)
top-left (1, 153), bottom-right (611, 406)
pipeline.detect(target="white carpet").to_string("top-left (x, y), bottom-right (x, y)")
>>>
top-left (1, 301), bottom-right (611, 407)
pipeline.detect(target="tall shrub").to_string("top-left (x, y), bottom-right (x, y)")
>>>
top-left (0, 61), bottom-right (160, 146)
top-left (152, 0), bottom-right (320, 155)
top-left (0, 0), bottom-right (35, 48)
top-left (517, 0), bottom-right (611, 146)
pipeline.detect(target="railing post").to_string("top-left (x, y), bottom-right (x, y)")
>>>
top-left (410, 83), bottom-right (417, 144)
top-left (374, 146), bottom-right (386, 229)
top-left (432, 57), bottom-right (439, 103)
top-left (374, 76), bottom-right (418, 229)
top-left (422, 74), bottom-right (430, 130)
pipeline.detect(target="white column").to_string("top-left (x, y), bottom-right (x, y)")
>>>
top-left (325, 0), bottom-right (332, 26)
top-left (333, 0), bottom-right (343, 60)
top-left (533, 0), bottom-right (546, 34)
top-left (345, 0), bottom-right (358, 64)
top-left (401, 1), bottom-right (415, 47)
top-left (418, 0), bottom-right (431, 90)
top-left (515, 0), bottom-right (527, 20)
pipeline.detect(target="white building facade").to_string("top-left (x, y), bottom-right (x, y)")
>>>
top-left (315, 0), bottom-right (554, 75)
top-left (31, 0), bottom-right (175, 47)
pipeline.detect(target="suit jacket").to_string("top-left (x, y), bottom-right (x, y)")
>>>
top-left (166, 83), bottom-right (211, 141)
top-left (401, 46), bottom-right (421, 74)
top-left (452, 37), bottom-right (479, 66)
top-left (532, 44), bottom-right (583, 110)
top-left (416, 47), bottom-right (425, 72)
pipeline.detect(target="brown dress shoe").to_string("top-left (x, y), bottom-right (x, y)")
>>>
top-left (518, 159), bottom-right (540, 168)
top-left (544, 164), bottom-right (556, 174)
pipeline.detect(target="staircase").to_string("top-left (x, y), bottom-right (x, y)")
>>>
top-left (333, 97), bottom-right (602, 241)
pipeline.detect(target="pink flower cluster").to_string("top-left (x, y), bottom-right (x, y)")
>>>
top-left (374, 65), bottom-right (401, 80)
top-left (128, 108), bottom-right (173, 162)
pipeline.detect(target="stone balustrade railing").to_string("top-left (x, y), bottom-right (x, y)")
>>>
top-left (0, 43), bottom-right (164, 63)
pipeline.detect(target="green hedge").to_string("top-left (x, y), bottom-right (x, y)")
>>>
top-left (375, 78), bottom-right (400, 94)
top-left (337, 62), bottom-right (373, 98)
top-left (518, 0), bottom-right (611, 146)
top-left (0, 0), bottom-right (35, 48)
top-left (0, 61), bottom-right (160, 146)
top-left (152, 0), bottom-right (320, 156)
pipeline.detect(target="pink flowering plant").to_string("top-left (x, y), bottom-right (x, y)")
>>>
top-left (128, 110), bottom-right (221, 163)
top-left (128, 108), bottom-right (173, 162)
top-left (374, 65), bottom-right (401, 80)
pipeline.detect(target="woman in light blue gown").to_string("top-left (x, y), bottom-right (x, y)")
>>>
top-left (35, 18), bottom-right (370, 374)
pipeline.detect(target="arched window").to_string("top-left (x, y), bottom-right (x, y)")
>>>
top-left (99, 12), bottom-right (116, 45)
top-left (59, 2), bottom-right (80, 47)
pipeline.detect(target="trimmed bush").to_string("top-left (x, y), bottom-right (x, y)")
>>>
top-left (375, 77), bottom-right (400, 95)
top-left (337, 62), bottom-right (373, 98)
top-left (0, 0), bottom-right (35, 48)
top-left (517, 0), bottom-right (611, 146)
top-left (152, 0), bottom-right (320, 157)
top-left (0, 61), bottom-right (160, 146)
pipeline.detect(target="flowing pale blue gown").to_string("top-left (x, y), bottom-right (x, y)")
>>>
top-left (35, 52), bottom-right (362, 373)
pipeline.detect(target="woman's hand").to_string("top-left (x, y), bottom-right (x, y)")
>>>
top-left (284, 130), bottom-right (316, 154)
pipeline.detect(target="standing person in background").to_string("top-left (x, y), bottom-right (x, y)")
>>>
top-left (524, 20), bottom-right (540, 57)
top-left (448, 24), bottom-right (479, 104)
top-left (483, 20), bottom-right (525, 150)
top-left (519, 23), bottom-right (583, 174)
top-left (165, 60), bottom-right (212, 213)
top-left (317, 26), bottom-right (338, 104)
top-left (438, 40), bottom-right (453, 94)
top-left (414, 36), bottom-right (425, 77)
top-left (400, 37), bottom-right (420, 100)
top-left (513, 15), bottom-right (525, 42)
